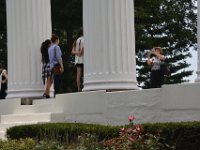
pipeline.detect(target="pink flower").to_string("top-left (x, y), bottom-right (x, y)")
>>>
top-left (120, 127), bottom-right (125, 132)
top-left (128, 115), bottom-right (135, 122)
top-left (132, 129), bottom-right (137, 133)
top-left (135, 124), bottom-right (142, 132)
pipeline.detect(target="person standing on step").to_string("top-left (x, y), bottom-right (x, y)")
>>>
top-left (49, 34), bottom-right (64, 97)
top-left (71, 29), bottom-right (84, 92)
top-left (40, 39), bottom-right (52, 98)
top-left (0, 64), bottom-right (8, 99)
top-left (147, 47), bottom-right (165, 88)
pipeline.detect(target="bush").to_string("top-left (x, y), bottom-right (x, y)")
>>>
top-left (6, 122), bottom-right (200, 150)
top-left (6, 123), bottom-right (119, 143)
top-left (0, 138), bottom-right (35, 150)
top-left (144, 122), bottom-right (200, 150)
top-left (0, 138), bottom-right (74, 150)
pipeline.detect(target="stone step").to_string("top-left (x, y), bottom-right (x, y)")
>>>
top-left (32, 98), bottom-right (55, 105)
top-left (0, 113), bottom-right (65, 124)
top-left (32, 99), bottom-right (61, 113)
top-left (12, 105), bottom-right (36, 114)
top-left (10, 100), bottom-right (57, 114)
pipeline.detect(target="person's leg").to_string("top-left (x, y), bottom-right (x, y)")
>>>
top-left (45, 76), bottom-right (52, 98)
top-left (54, 74), bottom-right (61, 96)
top-left (0, 91), bottom-right (3, 99)
top-left (150, 71), bottom-right (157, 88)
top-left (155, 70), bottom-right (162, 88)
top-left (76, 66), bottom-right (82, 92)
top-left (0, 84), bottom-right (7, 99)
top-left (81, 64), bottom-right (84, 89)
top-left (157, 70), bottom-right (164, 88)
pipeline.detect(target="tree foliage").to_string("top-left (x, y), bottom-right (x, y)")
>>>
top-left (0, 0), bottom-right (197, 91)
top-left (0, 0), bottom-right (6, 67)
top-left (135, 0), bottom-right (197, 88)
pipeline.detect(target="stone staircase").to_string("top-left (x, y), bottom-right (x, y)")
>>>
top-left (0, 98), bottom-right (66, 139)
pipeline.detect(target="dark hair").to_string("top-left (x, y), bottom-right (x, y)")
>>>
top-left (41, 39), bottom-right (51, 63)
top-left (72, 28), bottom-right (83, 48)
top-left (51, 34), bottom-right (59, 43)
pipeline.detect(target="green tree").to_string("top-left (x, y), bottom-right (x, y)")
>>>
top-left (0, 0), bottom-right (197, 91)
top-left (0, 0), bottom-right (7, 67)
top-left (135, 0), bottom-right (197, 88)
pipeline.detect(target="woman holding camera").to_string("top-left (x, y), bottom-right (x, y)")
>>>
top-left (147, 47), bottom-right (165, 88)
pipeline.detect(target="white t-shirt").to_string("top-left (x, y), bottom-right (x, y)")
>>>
top-left (75, 36), bottom-right (84, 64)
top-left (151, 56), bottom-right (162, 70)
top-left (0, 69), bottom-right (6, 90)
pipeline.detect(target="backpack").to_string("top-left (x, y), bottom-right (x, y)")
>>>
top-left (160, 62), bottom-right (171, 76)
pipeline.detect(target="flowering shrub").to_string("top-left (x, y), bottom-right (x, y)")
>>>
top-left (102, 115), bottom-right (175, 150)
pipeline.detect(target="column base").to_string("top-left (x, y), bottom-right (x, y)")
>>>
top-left (6, 89), bottom-right (45, 99)
top-left (195, 71), bottom-right (200, 82)
top-left (83, 81), bottom-right (138, 91)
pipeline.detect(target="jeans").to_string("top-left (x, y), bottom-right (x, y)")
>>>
top-left (53, 74), bottom-right (61, 96)
top-left (150, 69), bottom-right (164, 88)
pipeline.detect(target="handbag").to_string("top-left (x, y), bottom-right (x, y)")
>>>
top-left (52, 46), bottom-right (62, 75)
top-left (160, 62), bottom-right (171, 76)
top-left (53, 64), bottom-right (62, 75)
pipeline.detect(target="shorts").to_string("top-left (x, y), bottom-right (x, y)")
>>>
top-left (42, 63), bottom-right (52, 85)
top-left (76, 64), bottom-right (83, 68)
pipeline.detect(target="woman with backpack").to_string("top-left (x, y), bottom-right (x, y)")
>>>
top-left (147, 47), bottom-right (165, 88)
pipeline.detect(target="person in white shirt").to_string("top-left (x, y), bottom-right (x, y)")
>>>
top-left (71, 29), bottom-right (84, 92)
top-left (0, 64), bottom-right (8, 99)
top-left (147, 47), bottom-right (165, 88)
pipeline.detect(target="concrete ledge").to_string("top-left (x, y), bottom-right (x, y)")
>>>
top-left (0, 99), bottom-right (21, 115)
top-left (0, 113), bottom-right (65, 124)
top-left (161, 83), bottom-right (200, 110)
top-left (0, 83), bottom-right (200, 127)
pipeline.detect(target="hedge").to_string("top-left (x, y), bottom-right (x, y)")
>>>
top-left (6, 123), bottom-right (120, 143)
top-left (143, 122), bottom-right (200, 150)
top-left (6, 122), bottom-right (200, 150)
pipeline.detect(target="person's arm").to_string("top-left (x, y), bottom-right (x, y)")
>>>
top-left (152, 48), bottom-right (165, 60)
top-left (56, 46), bottom-right (64, 72)
top-left (147, 51), bottom-right (152, 66)
top-left (71, 46), bottom-right (77, 55)
top-left (71, 41), bottom-right (78, 55)
top-left (77, 47), bottom-right (84, 57)
top-left (58, 59), bottom-right (64, 72)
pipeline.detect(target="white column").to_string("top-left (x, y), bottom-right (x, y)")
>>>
top-left (83, 0), bottom-right (138, 91)
top-left (6, 0), bottom-right (52, 98)
top-left (196, 0), bottom-right (200, 82)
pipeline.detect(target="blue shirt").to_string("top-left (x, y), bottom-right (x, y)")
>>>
top-left (48, 44), bottom-right (62, 69)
